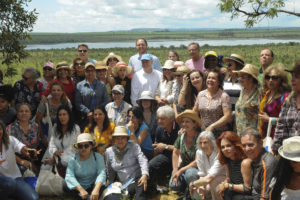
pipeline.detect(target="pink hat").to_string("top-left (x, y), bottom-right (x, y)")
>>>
top-left (43, 61), bottom-right (55, 70)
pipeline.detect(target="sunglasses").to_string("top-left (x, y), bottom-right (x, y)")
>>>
top-left (226, 63), bottom-right (232, 67)
top-left (78, 143), bottom-right (90, 149)
top-left (85, 69), bottom-right (95, 73)
top-left (265, 75), bottom-right (279, 80)
top-left (175, 74), bottom-right (183, 78)
top-left (43, 67), bottom-right (53, 71)
top-left (78, 49), bottom-right (88, 53)
top-left (75, 62), bottom-right (85, 66)
top-left (96, 69), bottom-right (107, 72)
top-left (206, 58), bottom-right (217, 62)
top-left (22, 75), bottom-right (30, 81)
top-left (108, 58), bottom-right (119, 62)
top-left (112, 92), bottom-right (122, 96)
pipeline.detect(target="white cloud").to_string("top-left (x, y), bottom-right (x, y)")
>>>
top-left (31, 0), bottom-right (299, 32)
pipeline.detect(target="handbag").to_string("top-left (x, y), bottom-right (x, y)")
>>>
top-left (35, 167), bottom-right (64, 196)
top-left (263, 118), bottom-right (273, 152)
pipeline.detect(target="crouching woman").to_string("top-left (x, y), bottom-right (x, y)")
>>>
top-left (65, 133), bottom-right (106, 200)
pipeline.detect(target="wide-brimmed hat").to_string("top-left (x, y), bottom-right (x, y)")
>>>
top-left (112, 61), bottom-right (133, 77)
top-left (162, 60), bottom-right (175, 70)
top-left (278, 136), bottom-right (300, 162)
top-left (223, 54), bottom-right (245, 66)
top-left (43, 61), bottom-right (55, 70)
top-left (95, 61), bottom-right (107, 70)
top-left (173, 65), bottom-right (191, 75)
top-left (233, 64), bottom-right (259, 82)
top-left (204, 51), bottom-right (218, 58)
top-left (285, 61), bottom-right (300, 73)
top-left (112, 84), bottom-right (125, 94)
top-left (136, 91), bottom-right (157, 105)
top-left (112, 126), bottom-right (130, 137)
top-left (85, 62), bottom-right (96, 70)
top-left (176, 109), bottom-right (202, 127)
top-left (56, 61), bottom-right (71, 74)
top-left (73, 133), bottom-right (96, 149)
top-left (103, 52), bottom-right (123, 65)
top-left (174, 61), bottom-right (185, 68)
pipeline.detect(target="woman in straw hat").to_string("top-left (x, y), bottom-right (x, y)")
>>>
top-left (223, 54), bottom-right (245, 109)
top-left (169, 109), bottom-right (201, 194)
top-left (105, 126), bottom-right (148, 200)
top-left (41, 61), bottom-right (76, 105)
top-left (234, 64), bottom-right (262, 136)
top-left (103, 52), bottom-right (122, 68)
top-left (271, 136), bottom-right (300, 200)
top-left (95, 61), bottom-right (115, 102)
top-left (258, 64), bottom-right (291, 139)
top-left (272, 61), bottom-right (300, 154)
top-left (193, 67), bottom-right (232, 139)
top-left (65, 133), bottom-right (106, 200)
top-left (155, 60), bottom-right (175, 106)
top-left (112, 61), bottom-right (132, 104)
top-left (0, 120), bottom-right (39, 200)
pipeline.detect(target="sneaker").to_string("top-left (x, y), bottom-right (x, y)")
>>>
top-left (156, 185), bottom-right (169, 194)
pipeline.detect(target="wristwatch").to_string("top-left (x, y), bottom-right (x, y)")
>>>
top-left (165, 144), bottom-right (169, 150)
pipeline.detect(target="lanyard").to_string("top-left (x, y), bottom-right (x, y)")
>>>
top-left (114, 101), bottom-right (124, 123)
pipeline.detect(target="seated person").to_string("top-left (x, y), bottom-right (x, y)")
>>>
top-left (65, 133), bottom-right (106, 200)
top-left (0, 84), bottom-right (16, 125)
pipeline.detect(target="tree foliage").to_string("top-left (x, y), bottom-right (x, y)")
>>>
top-left (218, 0), bottom-right (300, 27)
top-left (0, 0), bottom-right (37, 67)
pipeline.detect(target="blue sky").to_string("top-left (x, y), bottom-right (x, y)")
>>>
top-left (28, 0), bottom-right (300, 32)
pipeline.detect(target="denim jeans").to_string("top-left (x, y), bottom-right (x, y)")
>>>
top-left (0, 176), bottom-right (39, 200)
top-left (169, 167), bottom-right (199, 193)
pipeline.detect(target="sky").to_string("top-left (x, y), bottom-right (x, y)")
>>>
top-left (28, 0), bottom-right (300, 32)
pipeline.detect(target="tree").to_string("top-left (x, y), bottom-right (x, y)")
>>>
top-left (0, 0), bottom-right (37, 69)
top-left (218, 0), bottom-right (300, 27)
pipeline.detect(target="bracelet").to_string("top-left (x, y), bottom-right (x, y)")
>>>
top-left (230, 183), bottom-right (234, 191)
top-left (271, 117), bottom-right (276, 125)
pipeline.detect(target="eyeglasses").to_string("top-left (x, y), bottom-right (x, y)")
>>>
top-left (226, 63), bottom-right (232, 67)
top-left (265, 75), bottom-right (280, 80)
top-left (78, 49), bottom-right (88, 53)
top-left (188, 48), bottom-right (198, 52)
top-left (206, 58), bottom-right (217, 62)
top-left (78, 143), bottom-right (90, 149)
top-left (112, 92), bottom-right (122, 96)
top-left (22, 75), bottom-right (30, 81)
top-left (75, 62), bottom-right (84, 66)
top-left (108, 58), bottom-right (119, 62)
top-left (85, 69), bottom-right (95, 73)
top-left (43, 67), bottom-right (53, 71)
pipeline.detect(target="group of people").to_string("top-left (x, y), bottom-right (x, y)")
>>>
top-left (0, 38), bottom-right (300, 200)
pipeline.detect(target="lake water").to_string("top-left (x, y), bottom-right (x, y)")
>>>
top-left (25, 38), bottom-right (300, 50)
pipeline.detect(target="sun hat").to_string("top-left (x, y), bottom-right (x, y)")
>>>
top-left (176, 109), bottom-right (202, 127)
top-left (85, 62), bottom-right (96, 70)
top-left (95, 61), bottom-right (107, 70)
top-left (103, 52), bottom-right (123, 65)
top-left (140, 54), bottom-right (153, 61)
top-left (56, 61), bottom-right (70, 72)
top-left (112, 61), bottom-right (133, 77)
top-left (162, 60), bottom-right (175, 70)
top-left (278, 136), bottom-right (300, 162)
top-left (233, 64), bottom-right (259, 82)
top-left (73, 133), bottom-right (96, 149)
top-left (285, 61), bottom-right (300, 73)
top-left (136, 90), bottom-right (158, 106)
top-left (204, 51), bottom-right (218, 58)
top-left (112, 126), bottom-right (130, 137)
top-left (112, 84), bottom-right (125, 94)
top-left (173, 65), bottom-right (191, 75)
top-left (174, 61), bottom-right (185, 68)
top-left (43, 61), bottom-right (55, 70)
top-left (223, 54), bottom-right (245, 66)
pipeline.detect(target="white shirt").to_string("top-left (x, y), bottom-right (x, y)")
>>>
top-left (156, 79), bottom-right (174, 102)
top-left (131, 69), bottom-right (162, 106)
top-left (105, 101), bottom-right (132, 126)
top-left (0, 136), bottom-right (25, 179)
top-left (48, 124), bottom-right (80, 166)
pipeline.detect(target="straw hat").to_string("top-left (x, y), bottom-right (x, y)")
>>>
top-left (176, 109), bottom-right (202, 127)
top-left (56, 61), bottom-right (71, 74)
top-left (95, 61), bottom-right (108, 70)
top-left (173, 65), bottom-right (191, 75)
top-left (174, 61), bottom-right (185, 68)
top-left (204, 51), bottom-right (218, 58)
top-left (112, 126), bottom-right (130, 137)
top-left (85, 62), bottom-right (96, 70)
top-left (73, 133), bottom-right (96, 149)
top-left (223, 54), bottom-right (245, 66)
top-left (278, 136), bottom-right (300, 162)
top-left (103, 52), bottom-right (123, 65)
top-left (136, 91), bottom-right (157, 106)
top-left (233, 64), bottom-right (259, 82)
top-left (112, 61), bottom-right (133, 77)
top-left (162, 60), bottom-right (175, 70)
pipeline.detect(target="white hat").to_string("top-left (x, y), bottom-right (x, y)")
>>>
top-left (112, 126), bottom-right (130, 137)
top-left (112, 85), bottom-right (125, 94)
top-left (73, 133), bottom-right (96, 149)
top-left (136, 91), bottom-right (157, 105)
top-left (278, 136), bottom-right (300, 162)
top-left (162, 60), bottom-right (175, 70)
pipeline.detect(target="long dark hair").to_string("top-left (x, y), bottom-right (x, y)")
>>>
top-left (127, 106), bottom-right (143, 133)
top-left (271, 157), bottom-right (293, 200)
top-left (0, 120), bottom-right (9, 150)
top-left (185, 70), bottom-right (206, 109)
top-left (88, 106), bottom-right (110, 133)
top-left (55, 105), bottom-right (75, 139)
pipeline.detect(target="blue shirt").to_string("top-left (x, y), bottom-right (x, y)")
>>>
top-left (75, 79), bottom-right (109, 115)
top-left (65, 152), bottom-right (106, 190)
top-left (127, 122), bottom-right (153, 151)
top-left (129, 53), bottom-right (162, 73)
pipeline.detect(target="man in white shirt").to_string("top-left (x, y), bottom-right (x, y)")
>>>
top-left (129, 38), bottom-right (162, 73)
top-left (131, 54), bottom-right (162, 106)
